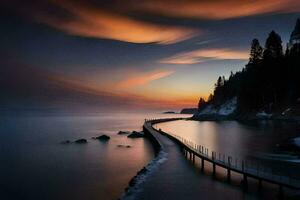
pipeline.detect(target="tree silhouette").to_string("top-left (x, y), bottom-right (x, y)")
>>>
top-left (198, 20), bottom-right (300, 115)
top-left (263, 31), bottom-right (283, 59)
top-left (198, 97), bottom-right (206, 111)
top-left (249, 39), bottom-right (263, 64)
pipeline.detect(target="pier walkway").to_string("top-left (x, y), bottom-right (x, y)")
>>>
top-left (135, 118), bottom-right (300, 200)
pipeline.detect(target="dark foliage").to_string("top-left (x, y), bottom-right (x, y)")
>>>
top-left (198, 20), bottom-right (300, 114)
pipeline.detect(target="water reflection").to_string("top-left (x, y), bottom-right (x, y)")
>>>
top-left (156, 120), bottom-right (300, 178)
top-left (0, 113), bottom-right (190, 200)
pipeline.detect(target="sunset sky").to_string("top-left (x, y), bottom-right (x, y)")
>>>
top-left (1, 0), bottom-right (300, 112)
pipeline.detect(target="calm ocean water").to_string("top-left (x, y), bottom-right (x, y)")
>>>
top-left (156, 120), bottom-right (300, 179)
top-left (2, 113), bottom-right (300, 200)
top-left (132, 120), bottom-right (300, 200)
top-left (0, 112), bottom-right (189, 200)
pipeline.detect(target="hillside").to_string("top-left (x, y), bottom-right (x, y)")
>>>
top-left (194, 19), bottom-right (300, 120)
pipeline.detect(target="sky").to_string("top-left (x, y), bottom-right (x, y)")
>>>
top-left (1, 0), bottom-right (300, 112)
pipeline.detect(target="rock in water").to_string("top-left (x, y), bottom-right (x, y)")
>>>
top-left (95, 134), bottom-right (110, 141)
top-left (75, 139), bottom-right (87, 144)
top-left (60, 140), bottom-right (71, 144)
top-left (117, 144), bottom-right (132, 148)
top-left (127, 131), bottom-right (144, 138)
top-left (118, 131), bottom-right (130, 135)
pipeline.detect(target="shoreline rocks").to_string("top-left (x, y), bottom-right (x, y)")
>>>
top-left (277, 137), bottom-right (300, 154)
top-left (126, 167), bottom-right (148, 189)
top-left (74, 139), bottom-right (87, 144)
top-left (93, 134), bottom-right (110, 141)
top-left (127, 131), bottom-right (144, 138)
top-left (118, 131), bottom-right (130, 135)
top-left (60, 140), bottom-right (71, 144)
top-left (192, 112), bottom-right (300, 122)
top-left (117, 144), bottom-right (131, 148)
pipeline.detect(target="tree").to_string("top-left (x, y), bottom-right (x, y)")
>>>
top-left (249, 39), bottom-right (263, 64)
top-left (263, 31), bottom-right (283, 59)
top-left (197, 21), bottom-right (300, 114)
top-left (215, 76), bottom-right (224, 88)
top-left (208, 94), bottom-right (213, 102)
top-left (198, 97), bottom-right (206, 110)
top-left (229, 71), bottom-right (234, 79)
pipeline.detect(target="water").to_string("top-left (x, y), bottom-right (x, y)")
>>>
top-left (2, 115), bottom-right (300, 200)
top-left (156, 120), bottom-right (300, 179)
top-left (0, 112), bottom-right (189, 200)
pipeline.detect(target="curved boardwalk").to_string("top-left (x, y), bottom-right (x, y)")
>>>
top-left (137, 118), bottom-right (300, 200)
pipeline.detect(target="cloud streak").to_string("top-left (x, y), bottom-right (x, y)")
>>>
top-left (135, 0), bottom-right (300, 20)
top-left (160, 48), bottom-right (249, 64)
top-left (0, 61), bottom-right (188, 111)
top-left (3, 0), bottom-right (300, 45)
top-left (5, 0), bottom-right (299, 44)
top-left (117, 70), bottom-right (174, 89)
top-left (6, 0), bottom-right (198, 44)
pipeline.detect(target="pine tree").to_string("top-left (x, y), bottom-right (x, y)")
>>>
top-left (215, 76), bottom-right (224, 88)
top-left (249, 39), bottom-right (263, 64)
top-left (196, 20), bottom-right (300, 113)
top-left (263, 31), bottom-right (283, 59)
top-left (198, 97), bottom-right (206, 110)
top-left (208, 94), bottom-right (213, 102)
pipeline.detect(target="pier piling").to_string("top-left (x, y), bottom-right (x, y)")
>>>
top-left (279, 185), bottom-right (284, 199)
top-left (227, 157), bottom-right (231, 182)
top-left (212, 152), bottom-right (216, 177)
top-left (258, 179), bottom-right (262, 191)
top-left (242, 174), bottom-right (248, 191)
top-left (201, 158), bottom-right (204, 172)
top-left (192, 154), bottom-right (195, 164)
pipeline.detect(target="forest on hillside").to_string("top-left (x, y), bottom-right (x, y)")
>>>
top-left (198, 22), bottom-right (300, 115)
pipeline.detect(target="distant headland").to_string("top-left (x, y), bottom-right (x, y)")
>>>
top-left (180, 108), bottom-right (198, 114)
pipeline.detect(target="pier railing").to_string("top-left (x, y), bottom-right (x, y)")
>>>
top-left (144, 118), bottom-right (300, 190)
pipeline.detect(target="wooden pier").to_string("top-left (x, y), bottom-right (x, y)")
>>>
top-left (144, 118), bottom-right (300, 194)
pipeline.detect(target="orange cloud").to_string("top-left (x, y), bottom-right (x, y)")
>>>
top-left (31, 0), bottom-right (199, 44)
top-left (1, 61), bottom-right (196, 110)
top-left (136, 0), bottom-right (300, 20)
top-left (159, 48), bottom-right (249, 64)
top-left (117, 70), bottom-right (174, 89)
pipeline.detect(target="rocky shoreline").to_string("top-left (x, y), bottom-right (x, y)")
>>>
top-left (191, 112), bottom-right (300, 122)
top-left (120, 120), bottom-right (165, 199)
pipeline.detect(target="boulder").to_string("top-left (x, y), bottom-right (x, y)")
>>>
top-left (127, 131), bottom-right (144, 138)
top-left (117, 144), bottom-right (131, 148)
top-left (75, 139), bottom-right (87, 144)
top-left (60, 140), bottom-right (71, 144)
top-left (129, 176), bottom-right (137, 187)
top-left (137, 167), bottom-right (147, 175)
top-left (118, 131), bottom-right (130, 135)
top-left (94, 134), bottom-right (110, 141)
top-left (279, 137), bottom-right (300, 152)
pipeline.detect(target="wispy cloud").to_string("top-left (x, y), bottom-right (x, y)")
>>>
top-left (4, 0), bottom-right (300, 45)
top-left (159, 48), bottom-right (249, 64)
top-left (136, 0), bottom-right (300, 20)
top-left (11, 0), bottom-right (199, 44)
top-left (117, 70), bottom-right (174, 89)
top-left (0, 61), bottom-right (190, 111)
